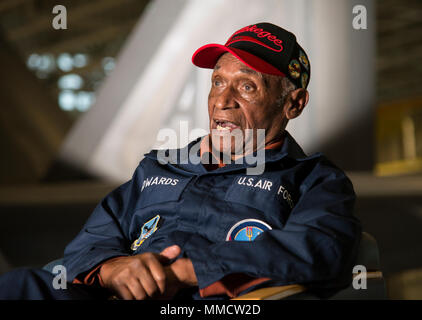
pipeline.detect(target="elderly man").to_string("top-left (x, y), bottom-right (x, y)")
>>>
top-left (0, 22), bottom-right (360, 300)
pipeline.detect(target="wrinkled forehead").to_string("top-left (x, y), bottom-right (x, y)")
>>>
top-left (213, 52), bottom-right (255, 72)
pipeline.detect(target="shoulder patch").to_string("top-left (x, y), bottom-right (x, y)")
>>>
top-left (131, 215), bottom-right (160, 251)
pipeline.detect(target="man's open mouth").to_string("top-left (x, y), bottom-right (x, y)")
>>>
top-left (214, 119), bottom-right (240, 132)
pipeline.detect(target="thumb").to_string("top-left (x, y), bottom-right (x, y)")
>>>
top-left (160, 245), bottom-right (181, 260)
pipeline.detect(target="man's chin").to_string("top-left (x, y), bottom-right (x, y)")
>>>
top-left (210, 128), bottom-right (267, 159)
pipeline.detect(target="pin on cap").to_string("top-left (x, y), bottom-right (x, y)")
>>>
top-left (192, 22), bottom-right (310, 89)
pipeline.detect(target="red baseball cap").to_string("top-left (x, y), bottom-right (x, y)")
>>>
top-left (192, 22), bottom-right (310, 88)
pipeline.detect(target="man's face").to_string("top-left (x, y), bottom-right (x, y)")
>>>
top-left (208, 53), bottom-right (286, 156)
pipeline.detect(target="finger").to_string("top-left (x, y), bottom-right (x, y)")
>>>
top-left (145, 255), bottom-right (167, 294)
top-left (137, 266), bottom-right (160, 298)
top-left (126, 278), bottom-right (147, 300)
top-left (115, 284), bottom-right (135, 300)
top-left (160, 245), bottom-right (181, 260)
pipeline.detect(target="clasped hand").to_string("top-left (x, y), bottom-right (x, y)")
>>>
top-left (99, 245), bottom-right (197, 300)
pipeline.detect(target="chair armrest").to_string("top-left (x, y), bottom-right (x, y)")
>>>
top-left (365, 271), bottom-right (383, 279)
top-left (233, 271), bottom-right (383, 300)
top-left (232, 284), bottom-right (307, 300)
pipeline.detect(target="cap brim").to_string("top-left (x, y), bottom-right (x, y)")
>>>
top-left (192, 43), bottom-right (285, 76)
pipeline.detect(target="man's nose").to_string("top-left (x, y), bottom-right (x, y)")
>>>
top-left (215, 87), bottom-right (238, 110)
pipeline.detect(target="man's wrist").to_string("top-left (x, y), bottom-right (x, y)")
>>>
top-left (98, 256), bottom-right (126, 287)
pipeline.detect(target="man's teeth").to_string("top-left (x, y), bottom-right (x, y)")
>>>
top-left (217, 124), bottom-right (231, 131)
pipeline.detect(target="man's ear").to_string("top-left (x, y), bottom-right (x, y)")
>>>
top-left (285, 88), bottom-right (309, 120)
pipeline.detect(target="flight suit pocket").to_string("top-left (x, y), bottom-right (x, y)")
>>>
top-left (224, 175), bottom-right (294, 226)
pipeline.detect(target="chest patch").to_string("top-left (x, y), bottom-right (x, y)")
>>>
top-left (226, 219), bottom-right (272, 241)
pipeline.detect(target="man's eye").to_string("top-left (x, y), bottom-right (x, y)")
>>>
top-left (213, 80), bottom-right (221, 86)
top-left (243, 84), bottom-right (254, 91)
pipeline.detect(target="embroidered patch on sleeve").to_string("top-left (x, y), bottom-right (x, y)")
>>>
top-left (131, 215), bottom-right (160, 251)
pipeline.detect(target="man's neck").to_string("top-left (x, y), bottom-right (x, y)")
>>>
top-left (199, 131), bottom-right (285, 170)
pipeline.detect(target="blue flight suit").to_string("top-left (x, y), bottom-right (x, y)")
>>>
top-left (0, 131), bottom-right (360, 299)
top-left (62, 131), bottom-right (361, 299)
